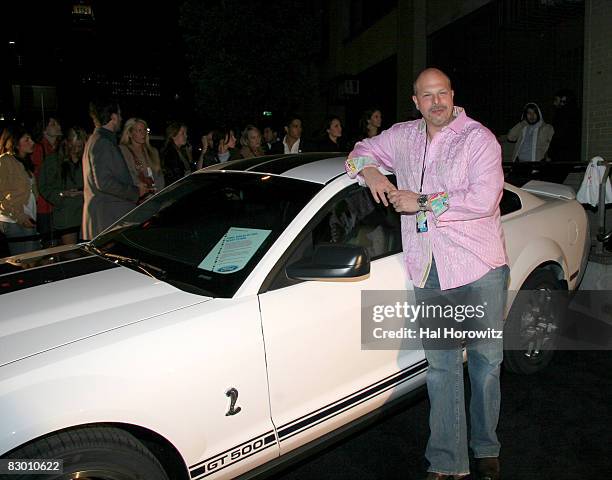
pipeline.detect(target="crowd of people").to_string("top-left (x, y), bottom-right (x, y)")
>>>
top-left (0, 101), bottom-right (385, 257)
top-left (0, 86), bottom-right (581, 259)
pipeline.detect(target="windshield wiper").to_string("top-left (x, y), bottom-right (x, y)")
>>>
top-left (83, 243), bottom-right (104, 256)
top-left (85, 245), bottom-right (167, 280)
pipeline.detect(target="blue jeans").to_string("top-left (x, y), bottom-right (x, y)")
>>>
top-left (415, 259), bottom-right (509, 476)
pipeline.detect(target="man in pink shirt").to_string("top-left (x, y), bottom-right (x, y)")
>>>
top-left (346, 68), bottom-right (508, 480)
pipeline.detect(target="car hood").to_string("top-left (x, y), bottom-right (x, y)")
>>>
top-left (0, 245), bottom-right (211, 367)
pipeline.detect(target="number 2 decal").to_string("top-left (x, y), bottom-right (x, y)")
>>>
top-left (225, 388), bottom-right (242, 416)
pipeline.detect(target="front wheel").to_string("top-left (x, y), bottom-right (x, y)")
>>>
top-left (2, 426), bottom-right (169, 480)
top-left (503, 269), bottom-right (565, 375)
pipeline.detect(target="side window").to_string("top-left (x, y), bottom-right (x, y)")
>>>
top-left (312, 186), bottom-right (401, 259)
top-left (263, 178), bottom-right (401, 292)
top-left (500, 189), bottom-right (522, 216)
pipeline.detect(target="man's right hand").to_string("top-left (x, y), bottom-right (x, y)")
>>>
top-left (360, 167), bottom-right (397, 207)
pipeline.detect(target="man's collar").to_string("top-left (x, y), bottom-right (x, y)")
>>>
top-left (283, 136), bottom-right (301, 148)
top-left (97, 126), bottom-right (118, 142)
top-left (447, 106), bottom-right (467, 133)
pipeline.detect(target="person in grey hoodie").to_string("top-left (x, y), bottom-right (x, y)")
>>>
top-left (507, 102), bottom-right (554, 163)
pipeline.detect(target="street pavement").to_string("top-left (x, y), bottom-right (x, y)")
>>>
top-left (271, 349), bottom-right (612, 480)
top-left (580, 259), bottom-right (612, 290)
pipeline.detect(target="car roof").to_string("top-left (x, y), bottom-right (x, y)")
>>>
top-left (200, 153), bottom-right (348, 184)
top-left (199, 154), bottom-right (540, 204)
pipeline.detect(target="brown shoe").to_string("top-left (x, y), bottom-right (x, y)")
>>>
top-left (475, 457), bottom-right (500, 480)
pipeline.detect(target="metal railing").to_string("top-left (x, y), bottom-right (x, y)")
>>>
top-left (595, 159), bottom-right (611, 256)
top-left (502, 159), bottom-right (612, 261)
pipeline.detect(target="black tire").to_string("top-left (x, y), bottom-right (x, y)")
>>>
top-left (3, 426), bottom-right (169, 480)
top-left (503, 269), bottom-right (565, 375)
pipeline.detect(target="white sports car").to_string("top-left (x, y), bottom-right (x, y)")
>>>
top-left (0, 154), bottom-right (589, 480)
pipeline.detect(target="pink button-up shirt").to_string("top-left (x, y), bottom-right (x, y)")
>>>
top-left (347, 107), bottom-right (508, 290)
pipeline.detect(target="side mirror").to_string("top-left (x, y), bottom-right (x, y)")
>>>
top-left (286, 243), bottom-right (370, 281)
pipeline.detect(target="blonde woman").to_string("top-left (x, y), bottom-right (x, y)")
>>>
top-left (119, 118), bottom-right (164, 198)
top-left (239, 125), bottom-right (265, 158)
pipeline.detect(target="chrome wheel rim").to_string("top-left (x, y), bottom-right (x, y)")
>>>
top-left (518, 288), bottom-right (557, 359)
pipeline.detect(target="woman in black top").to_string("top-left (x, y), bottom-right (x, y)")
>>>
top-left (318, 116), bottom-right (346, 152)
top-left (161, 122), bottom-right (192, 186)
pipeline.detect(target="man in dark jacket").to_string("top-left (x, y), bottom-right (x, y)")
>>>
top-left (270, 114), bottom-right (315, 154)
top-left (262, 123), bottom-right (281, 154)
top-left (81, 98), bottom-right (147, 240)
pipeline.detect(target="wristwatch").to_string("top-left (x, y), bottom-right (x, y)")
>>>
top-left (417, 194), bottom-right (428, 211)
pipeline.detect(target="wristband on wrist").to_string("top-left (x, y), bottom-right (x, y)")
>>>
top-left (345, 156), bottom-right (377, 176)
top-left (429, 191), bottom-right (449, 216)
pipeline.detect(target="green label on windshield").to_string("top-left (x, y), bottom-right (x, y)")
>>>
top-left (198, 227), bottom-right (272, 274)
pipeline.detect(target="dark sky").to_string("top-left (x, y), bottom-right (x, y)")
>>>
top-left (2, 1), bottom-right (181, 73)
top-left (0, 1), bottom-right (188, 128)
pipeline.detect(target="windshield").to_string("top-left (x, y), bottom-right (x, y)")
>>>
top-left (92, 171), bottom-right (322, 297)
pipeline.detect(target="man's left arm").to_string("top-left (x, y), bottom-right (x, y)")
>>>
top-left (434, 131), bottom-right (504, 224)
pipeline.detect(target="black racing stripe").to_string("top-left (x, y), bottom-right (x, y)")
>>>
top-left (244, 156), bottom-right (301, 172)
top-left (279, 364), bottom-right (427, 443)
top-left (218, 155), bottom-right (288, 172)
top-left (0, 255), bottom-right (118, 295)
top-left (216, 154), bottom-right (343, 176)
top-left (278, 360), bottom-right (426, 430)
top-left (278, 361), bottom-right (428, 440)
top-left (191, 442), bottom-right (277, 479)
top-left (325, 171), bottom-right (349, 185)
top-left (254, 154), bottom-right (340, 176)
top-left (189, 430), bottom-right (274, 470)
top-left (189, 431), bottom-right (276, 478)
top-left (570, 269), bottom-right (579, 281)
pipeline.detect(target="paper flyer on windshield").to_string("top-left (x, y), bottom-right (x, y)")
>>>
top-left (198, 227), bottom-right (271, 274)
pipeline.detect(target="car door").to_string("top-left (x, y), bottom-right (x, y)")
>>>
top-left (258, 180), bottom-right (427, 455)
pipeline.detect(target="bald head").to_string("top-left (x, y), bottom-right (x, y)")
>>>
top-left (413, 68), bottom-right (452, 96)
